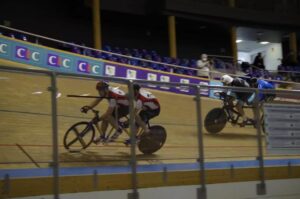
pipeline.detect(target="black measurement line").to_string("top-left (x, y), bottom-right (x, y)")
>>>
top-left (16, 144), bottom-right (40, 168)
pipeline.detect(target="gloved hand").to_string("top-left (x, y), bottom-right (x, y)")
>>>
top-left (80, 106), bottom-right (91, 113)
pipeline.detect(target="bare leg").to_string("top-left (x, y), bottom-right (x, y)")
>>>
top-left (236, 100), bottom-right (247, 121)
top-left (101, 120), bottom-right (109, 135)
top-left (105, 115), bottom-right (119, 130)
top-left (135, 114), bottom-right (150, 133)
top-left (95, 123), bottom-right (103, 136)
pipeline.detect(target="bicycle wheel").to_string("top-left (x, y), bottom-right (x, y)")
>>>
top-left (63, 122), bottom-right (95, 151)
top-left (138, 125), bottom-right (167, 155)
top-left (204, 108), bottom-right (227, 134)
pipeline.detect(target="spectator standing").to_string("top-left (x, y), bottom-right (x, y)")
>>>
top-left (196, 54), bottom-right (212, 78)
top-left (252, 52), bottom-right (265, 70)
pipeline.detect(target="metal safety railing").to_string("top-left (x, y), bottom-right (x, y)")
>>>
top-left (0, 25), bottom-right (238, 82)
top-left (1, 65), bottom-right (300, 199)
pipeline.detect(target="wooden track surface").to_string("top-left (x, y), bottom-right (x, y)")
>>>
top-left (0, 59), bottom-right (299, 169)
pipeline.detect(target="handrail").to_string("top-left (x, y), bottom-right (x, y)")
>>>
top-left (1, 65), bottom-right (300, 96)
top-left (1, 25), bottom-right (300, 86)
top-left (0, 25), bottom-right (202, 72)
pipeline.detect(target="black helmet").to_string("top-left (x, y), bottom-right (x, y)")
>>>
top-left (249, 78), bottom-right (258, 87)
top-left (96, 81), bottom-right (109, 90)
top-left (133, 84), bottom-right (141, 91)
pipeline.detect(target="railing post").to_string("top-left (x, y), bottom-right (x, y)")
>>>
top-left (253, 89), bottom-right (266, 195)
top-left (127, 80), bottom-right (139, 199)
top-left (195, 85), bottom-right (207, 199)
top-left (49, 72), bottom-right (60, 199)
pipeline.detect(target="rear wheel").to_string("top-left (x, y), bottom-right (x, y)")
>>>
top-left (63, 122), bottom-right (95, 151)
top-left (204, 108), bottom-right (227, 134)
top-left (138, 125), bottom-right (167, 155)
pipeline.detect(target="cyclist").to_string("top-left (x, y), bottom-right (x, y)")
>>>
top-left (133, 84), bottom-right (160, 134)
top-left (249, 78), bottom-right (275, 102)
top-left (220, 74), bottom-right (253, 126)
top-left (81, 81), bottom-right (129, 142)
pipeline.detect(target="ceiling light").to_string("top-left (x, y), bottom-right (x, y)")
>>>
top-left (260, 41), bottom-right (270, 45)
top-left (236, 40), bottom-right (243, 43)
top-left (56, 92), bottom-right (62, 98)
top-left (32, 91), bottom-right (43, 95)
top-left (80, 93), bottom-right (90, 96)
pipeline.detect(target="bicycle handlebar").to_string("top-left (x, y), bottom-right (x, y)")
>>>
top-left (90, 108), bottom-right (99, 114)
top-left (214, 91), bottom-right (235, 101)
top-left (81, 106), bottom-right (99, 115)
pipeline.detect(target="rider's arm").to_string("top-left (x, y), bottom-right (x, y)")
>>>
top-left (89, 98), bottom-right (102, 109)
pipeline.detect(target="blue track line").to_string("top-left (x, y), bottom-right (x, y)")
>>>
top-left (1, 158), bottom-right (300, 179)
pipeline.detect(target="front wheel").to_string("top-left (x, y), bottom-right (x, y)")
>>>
top-left (63, 122), bottom-right (95, 151)
top-left (204, 108), bottom-right (227, 134)
top-left (138, 125), bottom-right (167, 155)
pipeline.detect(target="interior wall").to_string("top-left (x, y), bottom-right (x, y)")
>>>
top-left (238, 43), bottom-right (283, 71)
top-left (250, 43), bottom-right (283, 71)
top-left (237, 52), bottom-right (251, 63)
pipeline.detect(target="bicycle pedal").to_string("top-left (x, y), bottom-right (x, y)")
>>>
top-left (93, 135), bottom-right (107, 145)
top-left (124, 137), bottom-right (141, 146)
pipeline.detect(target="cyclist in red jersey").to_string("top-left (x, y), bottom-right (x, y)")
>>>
top-left (133, 84), bottom-right (160, 134)
top-left (81, 81), bottom-right (129, 142)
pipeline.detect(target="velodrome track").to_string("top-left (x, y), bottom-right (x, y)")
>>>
top-left (0, 59), bottom-right (299, 170)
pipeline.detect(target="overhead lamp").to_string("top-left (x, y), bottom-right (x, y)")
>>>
top-left (32, 91), bottom-right (43, 95)
top-left (56, 92), bottom-right (62, 98)
top-left (260, 41), bottom-right (270, 45)
top-left (236, 39), bottom-right (243, 43)
top-left (80, 93), bottom-right (90, 96)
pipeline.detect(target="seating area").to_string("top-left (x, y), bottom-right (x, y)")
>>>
top-left (66, 43), bottom-right (239, 77)
top-left (2, 31), bottom-right (300, 82)
top-left (69, 44), bottom-right (200, 76)
top-left (241, 61), bottom-right (300, 82)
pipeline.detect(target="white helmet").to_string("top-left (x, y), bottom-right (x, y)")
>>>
top-left (221, 74), bottom-right (233, 85)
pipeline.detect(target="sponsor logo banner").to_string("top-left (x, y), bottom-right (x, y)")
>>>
top-left (1, 35), bottom-right (209, 96)
top-left (0, 39), bottom-right (10, 58)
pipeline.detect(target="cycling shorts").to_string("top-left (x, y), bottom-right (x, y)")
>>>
top-left (112, 105), bottom-right (129, 119)
top-left (139, 108), bottom-right (160, 123)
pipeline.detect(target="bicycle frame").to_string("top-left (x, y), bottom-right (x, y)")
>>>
top-left (89, 109), bottom-right (144, 143)
top-left (64, 108), bottom-right (167, 154)
top-left (218, 92), bottom-right (255, 125)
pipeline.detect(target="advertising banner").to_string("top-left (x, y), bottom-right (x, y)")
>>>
top-left (0, 36), bottom-right (209, 96)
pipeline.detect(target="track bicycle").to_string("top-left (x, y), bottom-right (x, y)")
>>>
top-left (204, 91), bottom-right (259, 134)
top-left (63, 108), bottom-right (167, 154)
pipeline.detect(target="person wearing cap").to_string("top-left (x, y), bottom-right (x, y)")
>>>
top-left (220, 74), bottom-right (253, 126)
top-left (81, 81), bottom-right (129, 143)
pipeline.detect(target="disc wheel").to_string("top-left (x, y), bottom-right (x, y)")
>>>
top-left (204, 108), bottom-right (227, 134)
top-left (63, 122), bottom-right (95, 151)
top-left (138, 125), bottom-right (167, 155)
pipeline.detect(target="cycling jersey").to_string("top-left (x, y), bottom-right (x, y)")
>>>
top-left (136, 89), bottom-right (160, 110)
top-left (230, 78), bottom-right (252, 102)
top-left (107, 87), bottom-right (129, 108)
top-left (257, 79), bottom-right (274, 89)
top-left (256, 79), bottom-right (275, 101)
